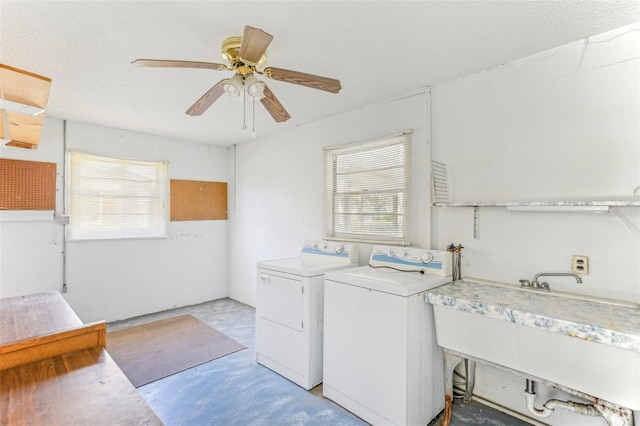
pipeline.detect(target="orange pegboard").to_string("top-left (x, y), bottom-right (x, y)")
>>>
top-left (0, 158), bottom-right (56, 210)
top-left (170, 179), bottom-right (227, 221)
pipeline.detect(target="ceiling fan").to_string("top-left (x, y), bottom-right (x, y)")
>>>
top-left (132, 26), bottom-right (342, 123)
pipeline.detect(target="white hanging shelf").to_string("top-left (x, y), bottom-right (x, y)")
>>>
top-left (432, 200), bottom-right (640, 240)
top-left (433, 200), bottom-right (640, 208)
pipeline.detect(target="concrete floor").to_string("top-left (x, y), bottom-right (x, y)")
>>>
top-left (108, 298), bottom-right (532, 426)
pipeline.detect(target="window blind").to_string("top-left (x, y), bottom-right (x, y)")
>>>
top-left (323, 130), bottom-right (412, 245)
top-left (67, 152), bottom-right (168, 240)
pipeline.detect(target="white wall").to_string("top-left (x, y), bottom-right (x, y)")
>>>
top-left (229, 90), bottom-right (432, 306)
top-left (0, 120), bottom-right (65, 297)
top-left (0, 119), bottom-right (232, 322)
top-left (432, 23), bottom-right (640, 302)
top-left (430, 24), bottom-right (640, 425)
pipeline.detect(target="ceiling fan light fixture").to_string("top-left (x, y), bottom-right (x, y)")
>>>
top-left (245, 74), bottom-right (265, 99)
top-left (223, 74), bottom-right (243, 98)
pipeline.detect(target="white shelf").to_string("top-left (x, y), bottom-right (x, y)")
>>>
top-left (0, 210), bottom-right (54, 222)
top-left (433, 200), bottom-right (640, 207)
top-left (431, 200), bottom-right (640, 240)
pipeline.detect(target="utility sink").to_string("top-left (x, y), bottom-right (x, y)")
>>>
top-left (427, 279), bottom-right (640, 411)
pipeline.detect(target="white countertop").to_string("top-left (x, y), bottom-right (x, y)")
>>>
top-left (427, 279), bottom-right (640, 353)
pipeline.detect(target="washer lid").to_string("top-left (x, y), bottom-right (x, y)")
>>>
top-left (325, 265), bottom-right (452, 296)
top-left (257, 257), bottom-right (359, 277)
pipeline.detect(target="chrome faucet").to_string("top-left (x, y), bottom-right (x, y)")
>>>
top-left (533, 272), bottom-right (582, 284)
top-left (520, 272), bottom-right (582, 292)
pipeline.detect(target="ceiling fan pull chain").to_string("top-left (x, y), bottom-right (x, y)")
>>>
top-left (242, 79), bottom-right (247, 130)
top-left (252, 96), bottom-right (257, 138)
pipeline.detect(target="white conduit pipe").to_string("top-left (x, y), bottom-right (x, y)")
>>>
top-left (525, 380), bottom-right (601, 419)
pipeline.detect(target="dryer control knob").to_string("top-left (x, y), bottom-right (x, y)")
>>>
top-left (335, 244), bottom-right (344, 254)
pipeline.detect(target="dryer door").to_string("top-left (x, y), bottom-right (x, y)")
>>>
top-left (258, 271), bottom-right (303, 331)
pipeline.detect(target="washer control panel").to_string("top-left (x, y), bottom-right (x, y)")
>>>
top-left (369, 245), bottom-right (451, 276)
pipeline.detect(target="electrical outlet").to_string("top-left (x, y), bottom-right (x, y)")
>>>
top-left (571, 255), bottom-right (589, 275)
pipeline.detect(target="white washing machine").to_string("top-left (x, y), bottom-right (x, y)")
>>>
top-left (256, 240), bottom-right (358, 390)
top-left (323, 245), bottom-right (452, 426)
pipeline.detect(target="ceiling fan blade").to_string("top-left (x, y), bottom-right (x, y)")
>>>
top-left (260, 85), bottom-right (291, 122)
top-left (132, 59), bottom-right (228, 70)
top-left (238, 26), bottom-right (274, 65)
top-left (186, 80), bottom-right (227, 116)
top-left (263, 67), bottom-right (341, 93)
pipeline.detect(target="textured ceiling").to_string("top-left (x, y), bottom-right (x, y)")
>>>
top-left (1, 1), bottom-right (638, 147)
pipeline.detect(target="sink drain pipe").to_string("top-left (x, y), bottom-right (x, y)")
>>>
top-left (524, 379), bottom-right (601, 418)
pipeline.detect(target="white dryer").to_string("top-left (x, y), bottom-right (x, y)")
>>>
top-left (256, 241), bottom-right (358, 390)
top-left (323, 245), bottom-right (452, 426)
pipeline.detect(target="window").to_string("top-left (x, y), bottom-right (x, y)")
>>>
top-left (67, 152), bottom-right (168, 240)
top-left (323, 130), bottom-right (412, 245)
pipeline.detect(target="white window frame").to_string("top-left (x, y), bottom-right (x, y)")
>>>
top-left (67, 151), bottom-right (169, 241)
top-left (323, 130), bottom-right (412, 245)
